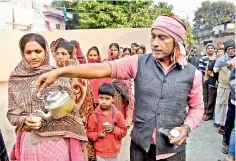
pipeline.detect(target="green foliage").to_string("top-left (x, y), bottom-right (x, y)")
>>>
top-left (193, 1), bottom-right (235, 28)
top-left (181, 19), bottom-right (195, 47)
top-left (51, 0), bottom-right (194, 46)
top-left (51, 0), bottom-right (174, 29)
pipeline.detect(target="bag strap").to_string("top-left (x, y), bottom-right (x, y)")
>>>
top-left (95, 106), bottom-right (115, 125)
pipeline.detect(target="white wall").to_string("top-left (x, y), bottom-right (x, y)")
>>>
top-left (0, 3), bottom-right (14, 25)
top-left (45, 16), bottom-right (66, 30)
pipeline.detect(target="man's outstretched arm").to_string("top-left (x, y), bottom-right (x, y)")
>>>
top-left (36, 62), bottom-right (112, 91)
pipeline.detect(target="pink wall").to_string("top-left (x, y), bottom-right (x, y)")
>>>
top-left (0, 28), bottom-right (151, 81)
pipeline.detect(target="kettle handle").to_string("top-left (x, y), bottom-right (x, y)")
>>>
top-left (58, 85), bottom-right (68, 94)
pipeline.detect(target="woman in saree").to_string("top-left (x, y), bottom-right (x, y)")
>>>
top-left (54, 41), bottom-right (95, 161)
top-left (136, 45), bottom-right (146, 55)
top-left (50, 38), bottom-right (66, 62)
top-left (7, 33), bottom-right (88, 161)
top-left (122, 48), bottom-right (132, 57)
top-left (107, 43), bottom-right (134, 127)
top-left (54, 41), bottom-right (94, 124)
top-left (86, 46), bottom-right (112, 107)
top-left (70, 40), bottom-right (87, 64)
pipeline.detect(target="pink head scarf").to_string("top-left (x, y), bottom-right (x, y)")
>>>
top-left (152, 14), bottom-right (186, 43)
top-left (152, 15), bottom-right (188, 67)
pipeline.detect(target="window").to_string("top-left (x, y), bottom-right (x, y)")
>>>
top-left (56, 24), bottom-right (60, 29)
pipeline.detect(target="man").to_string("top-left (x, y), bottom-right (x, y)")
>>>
top-left (224, 66), bottom-right (235, 161)
top-left (213, 42), bottom-right (234, 134)
top-left (214, 40), bottom-right (236, 154)
top-left (187, 45), bottom-right (202, 69)
top-left (36, 15), bottom-right (204, 161)
top-left (198, 43), bottom-right (216, 110)
top-left (199, 43), bottom-right (216, 76)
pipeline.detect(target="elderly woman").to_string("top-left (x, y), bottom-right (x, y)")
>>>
top-left (7, 33), bottom-right (88, 161)
top-left (54, 41), bottom-right (95, 161)
top-left (54, 41), bottom-right (94, 125)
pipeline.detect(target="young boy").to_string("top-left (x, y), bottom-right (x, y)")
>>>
top-left (87, 83), bottom-right (127, 161)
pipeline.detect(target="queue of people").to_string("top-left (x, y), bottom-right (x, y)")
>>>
top-left (187, 40), bottom-right (236, 161)
top-left (0, 13), bottom-right (235, 161)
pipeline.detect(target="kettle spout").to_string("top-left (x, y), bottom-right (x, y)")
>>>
top-left (34, 110), bottom-right (51, 121)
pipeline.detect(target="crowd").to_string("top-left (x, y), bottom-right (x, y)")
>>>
top-left (187, 40), bottom-right (236, 161)
top-left (0, 13), bottom-right (235, 161)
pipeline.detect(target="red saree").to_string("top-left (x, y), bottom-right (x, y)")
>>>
top-left (106, 50), bottom-right (134, 127)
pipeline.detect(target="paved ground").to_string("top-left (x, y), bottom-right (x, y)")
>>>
top-left (0, 85), bottom-right (227, 161)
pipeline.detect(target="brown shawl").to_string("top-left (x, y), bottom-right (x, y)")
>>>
top-left (7, 47), bottom-right (87, 142)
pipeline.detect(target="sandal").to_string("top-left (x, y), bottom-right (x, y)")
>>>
top-left (214, 123), bottom-right (220, 127)
top-left (221, 145), bottom-right (229, 154)
top-left (202, 115), bottom-right (211, 121)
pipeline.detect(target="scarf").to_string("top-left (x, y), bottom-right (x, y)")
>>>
top-left (86, 52), bottom-right (112, 102)
top-left (70, 40), bottom-right (87, 64)
top-left (107, 49), bottom-right (120, 61)
top-left (214, 53), bottom-right (235, 69)
top-left (87, 52), bottom-right (102, 63)
top-left (152, 15), bottom-right (186, 43)
top-left (54, 45), bottom-right (94, 125)
top-left (8, 45), bottom-right (87, 141)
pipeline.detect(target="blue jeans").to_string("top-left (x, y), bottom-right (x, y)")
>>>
top-left (223, 96), bottom-right (235, 145)
top-left (229, 120), bottom-right (235, 157)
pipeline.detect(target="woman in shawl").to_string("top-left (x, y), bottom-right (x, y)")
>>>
top-left (86, 46), bottom-right (112, 108)
top-left (131, 43), bottom-right (139, 55)
top-left (136, 45), bottom-right (146, 55)
top-left (0, 130), bottom-right (8, 161)
top-left (7, 33), bottom-right (88, 161)
top-left (70, 40), bottom-right (87, 64)
top-left (54, 41), bottom-right (94, 124)
top-left (87, 46), bottom-right (101, 63)
top-left (50, 38), bottom-right (65, 60)
top-left (122, 48), bottom-right (132, 57)
top-left (107, 43), bottom-right (134, 127)
top-left (54, 41), bottom-right (95, 161)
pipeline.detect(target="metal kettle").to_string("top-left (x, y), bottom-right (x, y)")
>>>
top-left (35, 90), bottom-right (74, 120)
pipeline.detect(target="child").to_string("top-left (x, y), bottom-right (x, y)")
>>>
top-left (87, 83), bottom-right (127, 161)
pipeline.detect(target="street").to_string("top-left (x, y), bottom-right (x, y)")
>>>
top-left (0, 85), bottom-right (227, 161)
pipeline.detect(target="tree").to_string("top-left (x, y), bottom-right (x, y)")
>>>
top-left (128, 1), bottom-right (174, 28)
top-left (51, 0), bottom-right (174, 29)
top-left (50, 0), bottom-right (194, 46)
top-left (181, 19), bottom-right (195, 47)
top-left (193, 1), bottom-right (235, 28)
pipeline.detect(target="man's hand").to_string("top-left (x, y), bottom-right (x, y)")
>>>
top-left (97, 130), bottom-right (106, 138)
top-left (227, 64), bottom-right (233, 71)
top-left (168, 127), bottom-right (188, 146)
top-left (104, 124), bottom-right (114, 133)
top-left (36, 70), bottom-right (59, 92)
top-left (207, 70), bottom-right (214, 77)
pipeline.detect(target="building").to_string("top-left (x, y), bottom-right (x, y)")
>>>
top-left (193, 21), bottom-right (235, 48)
top-left (33, 3), bottom-right (73, 30)
top-left (0, 0), bottom-right (73, 31)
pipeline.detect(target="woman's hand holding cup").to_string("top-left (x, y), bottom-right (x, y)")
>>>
top-left (25, 116), bottom-right (42, 130)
